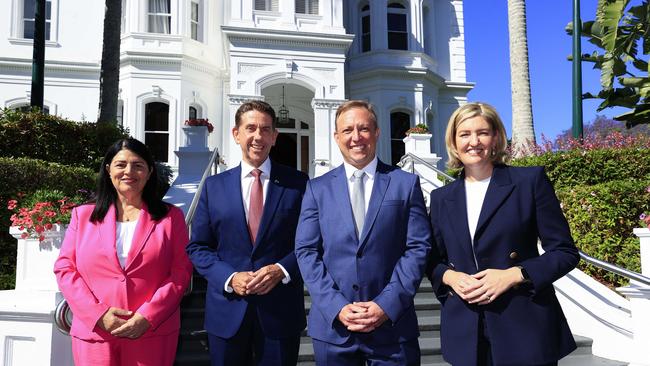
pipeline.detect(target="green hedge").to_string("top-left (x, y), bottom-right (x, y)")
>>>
top-left (0, 157), bottom-right (96, 290)
top-left (0, 108), bottom-right (129, 170)
top-left (511, 147), bottom-right (650, 187)
top-left (511, 147), bottom-right (650, 287)
top-left (556, 179), bottom-right (650, 287)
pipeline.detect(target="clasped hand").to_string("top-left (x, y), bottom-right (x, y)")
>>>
top-left (96, 307), bottom-right (151, 339)
top-left (230, 264), bottom-right (285, 296)
top-left (443, 267), bottom-right (523, 305)
top-left (337, 301), bottom-right (389, 333)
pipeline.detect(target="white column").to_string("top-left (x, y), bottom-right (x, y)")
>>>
top-left (371, 0), bottom-right (388, 50)
top-left (616, 228), bottom-right (650, 366)
top-left (280, 0), bottom-right (295, 26)
top-left (311, 98), bottom-right (345, 177)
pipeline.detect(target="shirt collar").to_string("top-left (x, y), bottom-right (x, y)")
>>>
top-left (241, 158), bottom-right (272, 179)
top-left (343, 156), bottom-right (378, 181)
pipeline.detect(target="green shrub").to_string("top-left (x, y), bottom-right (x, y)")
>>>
top-left (0, 108), bottom-right (129, 170)
top-left (556, 179), bottom-right (650, 287)
top-left (511, 147), bottom-right (650, 188)
top-left (0, 157), bottom-right (96, 290)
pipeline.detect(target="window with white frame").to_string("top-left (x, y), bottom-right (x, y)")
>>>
top-left (295, 0), bottom-right (318, 15)
top-left (22, 0), bottom-right (52, 40)
top-left (190, 1), bottom-right (201, 40)
top-left (254, 0), bottom-right (278, 11)
top-left (189, 105), bottom-right (198, 119)
top-left (145, 102), bottom-right (170, 162)
top-left (387, 2), bottom-right (408, 50)
top-left (360, 3), bottom-right (371, 52)
top-left (148, 0), bottom-right (171, 34)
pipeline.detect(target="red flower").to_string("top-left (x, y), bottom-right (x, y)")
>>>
top-left (45, 223), bottom-right (53, 230)
top-left (7, 199), bottom-right (17, 210)
top-left (21, 232), bottom-right (28, 239)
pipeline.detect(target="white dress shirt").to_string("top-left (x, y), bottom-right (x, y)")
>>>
top-left (342, 156), bottom-right (378, 215)
top-left (224, 158), bottom-right (291, 293)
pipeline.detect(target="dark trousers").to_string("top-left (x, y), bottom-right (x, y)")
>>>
top-left (208, 305), bottom-right (300, 366)
top-left (477, 312), bottom-right (557, 366)
top-left (312, 336), bottom-right (420, 366)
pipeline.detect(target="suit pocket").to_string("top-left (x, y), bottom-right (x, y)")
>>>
top-left (381, 199), bottom-right (404, 206)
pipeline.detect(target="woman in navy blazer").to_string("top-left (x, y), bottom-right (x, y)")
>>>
top-left (428, 103), bottom-right (579, 365)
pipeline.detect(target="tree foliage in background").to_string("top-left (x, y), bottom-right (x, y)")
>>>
top-left (567, 0), bottom-right (650, 127)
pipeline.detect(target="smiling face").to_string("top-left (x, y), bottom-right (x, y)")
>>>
top-left (334, 107), bottom-right (380, 169)
top-left (232, 110), bottom-right (278, 167)
top-left (454, 115), bottom-right (498, 171)
top-left (106, 149), bottom-right (152, 200)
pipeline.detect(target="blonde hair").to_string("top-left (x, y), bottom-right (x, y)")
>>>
top-left (444, 102), bottom-right (508, 169)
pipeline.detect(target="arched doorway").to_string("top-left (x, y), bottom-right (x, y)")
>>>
top-left (262, 83), bottom-right (314, 175)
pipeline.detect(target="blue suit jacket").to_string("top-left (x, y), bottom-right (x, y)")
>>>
top-left (295, 160), bottom-right (431, 345)
top-left (428, 165), bottom-right (579, 365)
top-left (186, 162), bottom-right (308, 339)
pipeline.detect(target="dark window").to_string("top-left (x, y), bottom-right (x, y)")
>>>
top-left (189, 106), bottom-right (198, 119)
top-left (23, 0), bottom-right (52, 40)
top-left (361, 4), bottom-right (371, 52)
top-left (145, 102), bottom-right (169, 162)
top-left (390, 112), bottom-right (410, 166)
top-left (296, 0), bottom-right (318, 15)
top-left (387, 2), bottom-right (407, 50)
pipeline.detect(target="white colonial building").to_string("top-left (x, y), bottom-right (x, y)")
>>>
top-left (0, 0), bottom-right (471, 175)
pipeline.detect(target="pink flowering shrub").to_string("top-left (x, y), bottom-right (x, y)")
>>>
top-left (6, 190), bottom-right (90, 242)
top-left (641, 186), bottom-right (650, 229)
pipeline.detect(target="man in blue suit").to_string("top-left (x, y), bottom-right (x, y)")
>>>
top-left (295, 100), bottom-right (431, 365)
top-left (187, 100), bottom-right (308, 366)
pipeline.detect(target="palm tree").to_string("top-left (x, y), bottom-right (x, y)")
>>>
top-left (97, 0), bottom-right (122, 124)
top-left (507, 0), bottom-right (536, 154)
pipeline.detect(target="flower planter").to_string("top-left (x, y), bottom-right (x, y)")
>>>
top-left (9, 224), bottom-right (67, 291)
top-left (403, 133), bottom-right (433, 155)
top-left (182, 125), bottom-right (209, 151)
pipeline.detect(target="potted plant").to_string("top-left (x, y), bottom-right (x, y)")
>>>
top-left (7, 189), bottom-right (90, 290)
top-left (183, 118), bottom-right (213, 149)
top-left (405, 123), bottom-right (430, 136)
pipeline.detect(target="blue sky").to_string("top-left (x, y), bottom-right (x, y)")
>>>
top-left (464, 0), bottom-right (627, 142)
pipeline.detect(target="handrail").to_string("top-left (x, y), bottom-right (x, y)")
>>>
top-left (185, 148), bottom-right (220, 227)
top-left (398, 153), bottom-right (650, 286)
top-left (398, 152), bottom-right (455, 182)
top-left (579, 251), bottom-right (650, 286)
top-left (53, 148), bottom-right (220, 335)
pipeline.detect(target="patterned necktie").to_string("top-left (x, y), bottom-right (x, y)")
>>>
top-left (351, 170), bottom-right (366, 238)
top-left (248, 169), bottom-right (263, 244)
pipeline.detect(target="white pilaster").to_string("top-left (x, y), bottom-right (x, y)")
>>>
top-left (311, 98), bottom-right (345, 177)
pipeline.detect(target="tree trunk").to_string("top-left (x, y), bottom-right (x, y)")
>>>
top-left (97, 0), bottom-right (122, 124)
top-left (507, 0), bottom-right (536, 155)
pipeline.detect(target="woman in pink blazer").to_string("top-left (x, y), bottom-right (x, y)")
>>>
top-left (54, 138), bottom-right (193, 366)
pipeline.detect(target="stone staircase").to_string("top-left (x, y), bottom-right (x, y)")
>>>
top-left (174, 275), bottom-right (627, 366)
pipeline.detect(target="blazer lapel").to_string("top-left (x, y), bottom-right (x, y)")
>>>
top-left (252, 165), bottom-right (285, 251)
top-left (474, 165), bottom-right (514, 239)
top-left (98, 205), bottom-right (121, 270)
top-left (124, 204), bottom-right (155, 271)
top-left (230, 165), bottom-right (254, 249)
top-left (359, 161), bottom-right (390, 245)
top-left (331, 164), bottom-right (359, 243)
top-left (443, 178), bottom-right (475, 261)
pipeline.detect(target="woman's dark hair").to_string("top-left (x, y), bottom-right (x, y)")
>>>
top-left (90, 138), bottom-right (169, 222)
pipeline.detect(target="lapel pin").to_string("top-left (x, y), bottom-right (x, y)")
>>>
top-left (274, 179), bottom-right (280, 184)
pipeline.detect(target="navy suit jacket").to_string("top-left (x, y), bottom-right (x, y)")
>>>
top-left (295, 160), bottom-right (431, 345)
top-left (428, 165), bottom-right (579, 365)
top-left (186, 162), bottom-right (308, 339)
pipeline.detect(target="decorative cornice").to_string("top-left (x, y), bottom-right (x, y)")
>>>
top-left (311, 99), bottom-right (346, 109)
top-left (222, 26), bottom-right (354, 50)
top-left (228, 94), bottom-right (265, 105)
top-left (0, 57), bottom-right (99, 75)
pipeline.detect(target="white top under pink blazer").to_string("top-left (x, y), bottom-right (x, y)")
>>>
top-left (54, 203), bottom-right (193, 341)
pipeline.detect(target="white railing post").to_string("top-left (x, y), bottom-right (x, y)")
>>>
top-left (616, 228), bottom-right (650, 366)
top-left (0, 227), bottom-right (73, 366)
top-left (402, 133), bottom-right (442, 194)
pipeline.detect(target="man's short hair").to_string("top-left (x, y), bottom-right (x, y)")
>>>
top-left (234, 100), bottom-right (277, 129)
top-left (334, 100), bottom-right (378, 130)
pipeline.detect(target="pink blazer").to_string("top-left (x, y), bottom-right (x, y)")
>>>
top-left (54, 203), bottom-right (193, 341)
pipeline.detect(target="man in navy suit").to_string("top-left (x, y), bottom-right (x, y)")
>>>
top-left (187, 100), bottom-right (308, 366)
top-left (295, 100), bottom-right (431, 365)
